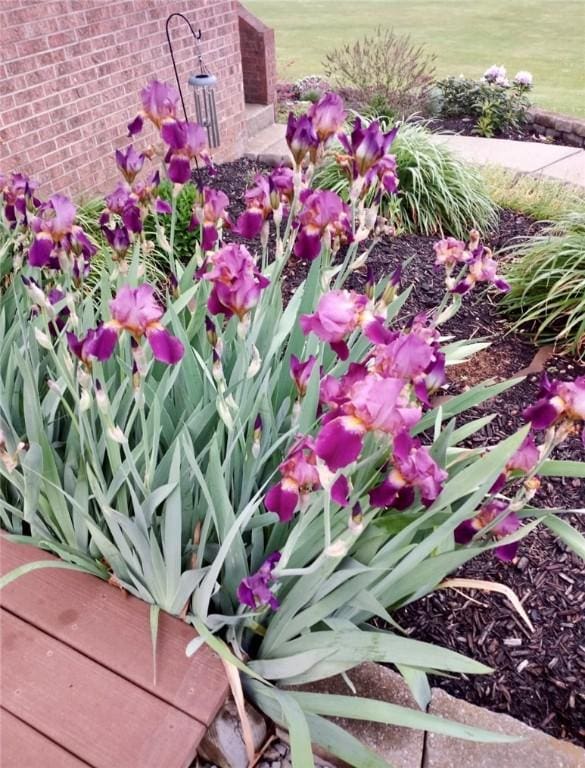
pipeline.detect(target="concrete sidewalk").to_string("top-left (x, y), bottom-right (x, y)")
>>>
top-left (244, 123), bottom-right (585, 187)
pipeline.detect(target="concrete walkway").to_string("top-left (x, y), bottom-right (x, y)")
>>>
top-left (244, 123), bottom-right (585, 187)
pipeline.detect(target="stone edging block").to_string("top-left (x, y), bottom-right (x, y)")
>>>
top-left (274, 663), bottom-right (585, 768)
top-left (425, 687), bottom-right (585, 768)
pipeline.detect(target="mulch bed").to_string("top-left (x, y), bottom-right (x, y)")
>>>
top-left (422, 115), bottom-right (559, 145)
top-left (202, 158), bottom-right (585, 745)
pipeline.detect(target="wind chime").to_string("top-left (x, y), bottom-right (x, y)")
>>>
top-left (165, 12), bottom-right (220, 148)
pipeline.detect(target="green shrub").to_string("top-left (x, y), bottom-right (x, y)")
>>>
top-left (502, 212), bottom-right (585, 358)
top-left (300, 89), bottom-right (322, 103)
top-left (76, 186), bottom-right (199, 271)
top-left (437, 76), bottom-right (531, 137)
top-left (314, 117), bottom-right (498, 238)
top-left (323, 27), bottom-right (436, 118)
top-left (294, 75), bottom-right (329, 98)
top-left (366, 92), bottom-right (398, 121)
top-left (144, 179), bottom-right (199, 262)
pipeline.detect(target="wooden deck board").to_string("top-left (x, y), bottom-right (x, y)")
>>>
top-left (0, 537), bottom-right (228, 726)
top-left (0, 709), bottom-right (91, 768)
top-left (1, 610), bottom-right (205, 768)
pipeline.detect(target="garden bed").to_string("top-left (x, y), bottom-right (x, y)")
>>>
top-left (204, 158), bottom-right (585, 746)
top-left (275, 90), bottom-right (570, 147)
top-left (422, 116), bottom-right (561, 145)
top-left (275, 89), bottom-right (582, 148)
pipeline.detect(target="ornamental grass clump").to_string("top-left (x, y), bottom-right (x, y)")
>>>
top-left (501, 212), bottom-right (585, 358)
top-left (1, 82), bottom-right (584, 767)
top-left (313, 117), bottom-right (497, 238)
top-left (323, 27), bottom-right (436, 118)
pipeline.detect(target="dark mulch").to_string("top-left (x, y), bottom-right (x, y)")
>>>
top-left (423, 115), bottom-right (560, 145)
top-left (202, 158), bottom-right (585, 744)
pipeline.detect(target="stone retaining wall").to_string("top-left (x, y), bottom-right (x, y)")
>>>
top-left (526, 107), bottom-right (585, 147)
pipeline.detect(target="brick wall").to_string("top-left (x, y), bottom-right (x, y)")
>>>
top-left (238, 2), bottom-right (276, 105)
top-left (0, 0), bottom-right (247, 199)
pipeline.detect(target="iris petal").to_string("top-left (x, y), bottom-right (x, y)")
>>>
top-left (146, 328), bottom-right (184, 365)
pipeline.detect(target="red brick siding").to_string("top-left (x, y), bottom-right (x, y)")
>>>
top-left (0, 1), bottom-right (247, 199)
top-left (237, 2), bottom-right (276, 106)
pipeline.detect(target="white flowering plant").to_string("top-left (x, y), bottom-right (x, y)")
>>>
top-left (438, 66), bottom-right (534, 137)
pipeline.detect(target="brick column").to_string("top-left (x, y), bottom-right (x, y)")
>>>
top-left (237, 3), bottom-right (276, 105)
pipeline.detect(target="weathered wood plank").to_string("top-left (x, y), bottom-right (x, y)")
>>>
top-left (0, 709), bottom-right (90, 768)
top-left (1, 610), bottom-right (204, 768)
top-left (0, 537), bottom-right (228, 726)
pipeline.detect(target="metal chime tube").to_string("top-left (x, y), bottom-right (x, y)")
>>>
top-left (208, 88), bottom-right (220, 148)
top-left (194, 90), bottom-right (203, 125)
top-left (189, 73), bottom-right (220, 148)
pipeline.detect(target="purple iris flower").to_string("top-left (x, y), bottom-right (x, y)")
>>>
top-left (31, 194), bottom-right (76, 240)
top-left (449, 244), bottom-right (510, 295)
top-left (203, 244), bottom-right (269, 320)
top-left (524, 375), bottom-right (585, 442)
top-left (269, 166), bottom-right (294, 204)
top-left (104, 183), bottom-right (143, 234)
top-left (294, 190), bottom-right (352, 261)
top-left (307, 92), bottom-right (346, 143)
top-left (490, 434), bottom-right (540, 493)
top-left (67, 228), bottom-right (97, 280)
top-left (46, 288), bottom-right (70, 334)
top-left (190, 187), bottom-right (231, 250)
top-left (161, 120), bottom-right (212, 183)
top-left (300, 289), bottom-right (365, 359)
top-left (237, 552), bottom-right (281, 611)
top-left (127, 114), bottom-right (143, 137)
top-left (370, 317), bottom-right (446, 406)
top-left (107, 284), bottom-right (184, 365)
top-left (28, 194), bottom-right (94, 273)
top-left (369, 431), bottom-right (447, 509)
top-left (286, 113), bottom-right (318, 168)
top-left (265, 436), bottom-right (350, 523)
top-left (300, 288), bottom-right (391, 359)
top-left (455, 500), bottom-right (521, 562)
top-left (133, 169), bottom-right (161, 205)
top-left (67, 326), bottom-right (118, 364)
top-left (102, 222), bottom-right (131, 259)
top-left (338, 118), bottom-right (398, 179)
top-left (115, 145), bottom-right (145, 184)
top-left (234, 168), bottom-right (295, 239)
top-left (434, 237), bottom-right (469, 269)
top-left (373, 333), bottom-right (434, 381)
top-left (265, 437), bottom-right (321, 522)
top-left (233, 175), bottom-right (272, 239)
top-left (155, 198), bottom-right (172, 215)
top-left (290, 354), bottom-right (317, 397)
top-left (140, 80), bottom-right (180, 128)
top-left (373, 154), bottom-right (399, 195)
top-left (315, 376), bottom-right (421, 471)
top-left (1, 171), bottom-right (39, 228)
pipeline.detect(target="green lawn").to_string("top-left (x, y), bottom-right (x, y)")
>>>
top-left (245, 0), bottom-right (585, 116)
